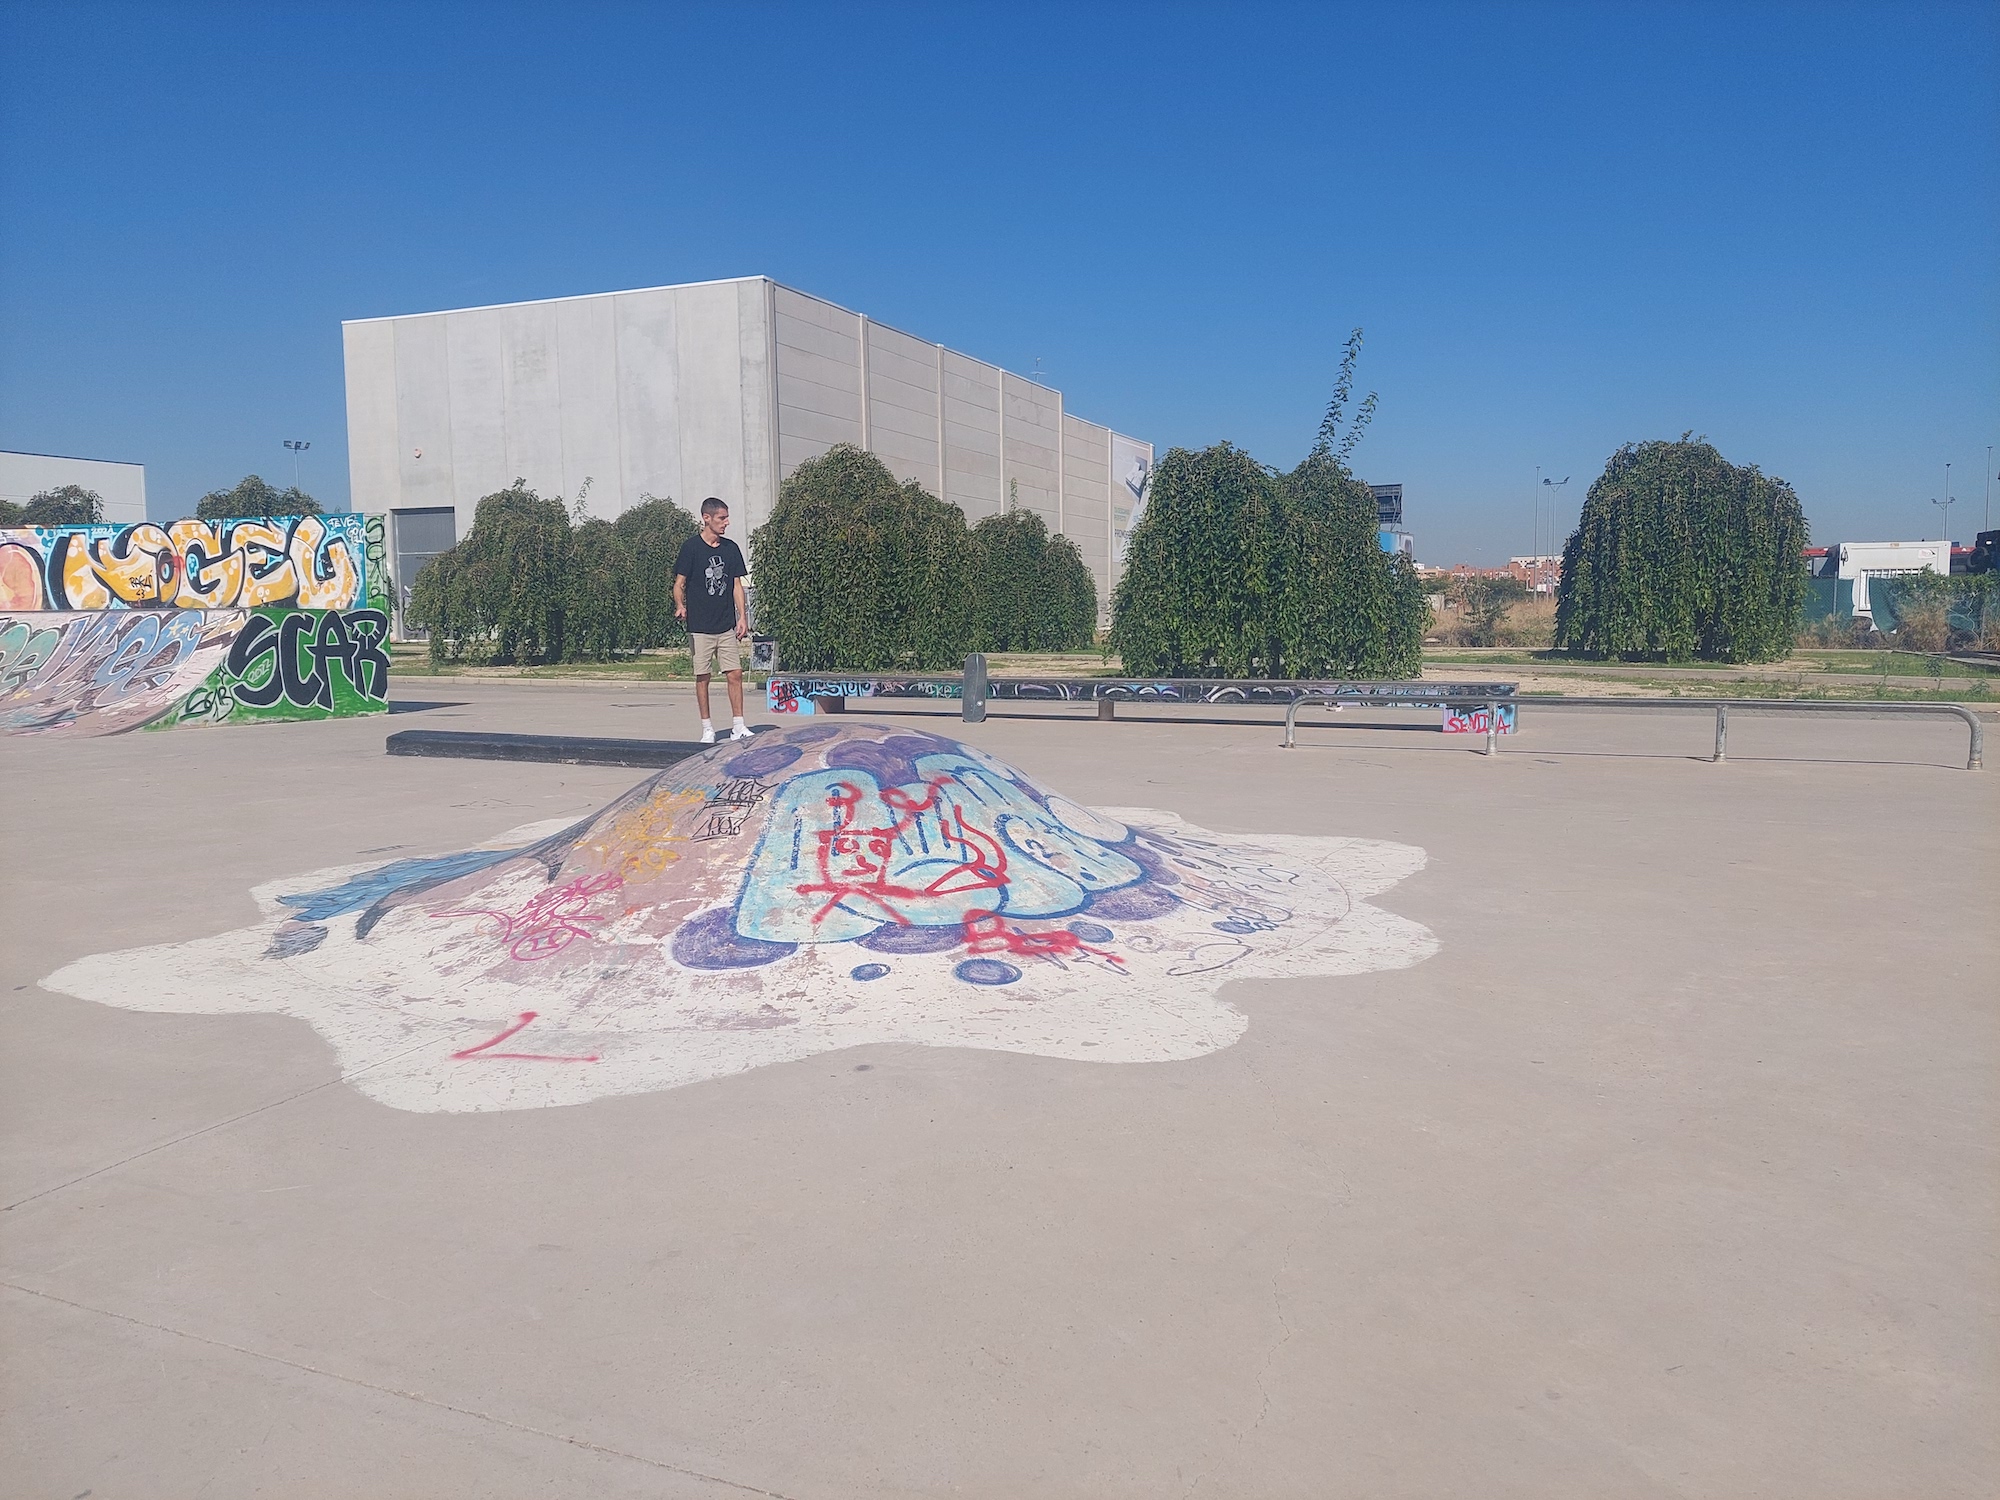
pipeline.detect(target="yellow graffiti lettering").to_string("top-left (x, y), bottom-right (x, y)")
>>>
top-left (230, 521), bottom-right (298, 606)
top-left (167, 521), bottom-right (243, 607)
top-left (290, 515), bottom-right (360, 609)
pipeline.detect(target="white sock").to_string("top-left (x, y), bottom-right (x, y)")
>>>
top-left (732, 716), bottom-right (747, 730)
top-left (700, 719), bottom-right (713, 734)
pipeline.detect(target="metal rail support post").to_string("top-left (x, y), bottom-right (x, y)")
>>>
top-left (961, 654), bottom-right (988, 724)
top-left (1098, 698), bottom-right (1116, 721)
top-left (1714, 703), bottom-right (1728, 763)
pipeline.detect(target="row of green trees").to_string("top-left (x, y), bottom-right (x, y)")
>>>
top-left (407, 488), bottom-right (701, 663)
top-left (0, 485), bottom-right (108, 526)
top-left (1110, 332), bottom-right (1428, 678)
top-left (0, 476), bottom-right (322, 528)
top-left (406, 452), bottom-right (1101, 667)
top-left (749, 444), bottom-right (1097, 670)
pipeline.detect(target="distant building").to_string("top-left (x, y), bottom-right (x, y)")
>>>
top-left (1507, 555), bottom-right (1562, 594)
top-left (342, 276), bottom-right (1151, 625)
top-left (1369, 483), bottom-right (1402, 527)
top-left (0, 450), bottom-right (147, 523)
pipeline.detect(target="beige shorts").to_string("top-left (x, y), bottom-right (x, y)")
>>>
top-left (689, 631), bottom-right (742, 675)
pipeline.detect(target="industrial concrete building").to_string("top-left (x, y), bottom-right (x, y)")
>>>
top-left (342, 277), bottom-right (1153, 622)
top-left (1, 450), bottom-right (147, 523)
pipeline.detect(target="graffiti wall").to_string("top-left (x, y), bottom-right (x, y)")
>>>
top-left (0, 607), bottom-right (390, 736)
top-left (0, 512), bottom-right (393, 737)
top-left (43, 722), bottom-right (1440, 1113)
top-left (0, 513), bottom-right (383, 613)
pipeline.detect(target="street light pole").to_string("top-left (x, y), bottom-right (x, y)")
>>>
top-left (1932, 495), bottom-right (1954, 542)
top-left (1540, 475), bottom-right (1569, 584)
top-left (283, 439), bottom-right (310, 491)
top-left (1986, 445), bottom-right (1993, 532)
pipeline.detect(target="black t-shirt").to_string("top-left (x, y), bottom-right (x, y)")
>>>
top-left (674, 533), bottom-right (748, 635)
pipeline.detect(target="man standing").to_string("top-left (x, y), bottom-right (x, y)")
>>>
top-left (673, 497), bottom-right (752, 744)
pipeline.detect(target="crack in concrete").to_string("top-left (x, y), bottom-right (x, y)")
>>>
top-left (3, 1281), bottom-right (804, 1498)
top-left (2, 1037), bottom-right (437, 1214)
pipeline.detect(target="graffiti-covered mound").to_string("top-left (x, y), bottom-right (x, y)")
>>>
top-left (44, 723), bottom-right (1439, 1112)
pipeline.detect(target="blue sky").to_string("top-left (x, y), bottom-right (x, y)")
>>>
top-left (3, 1), bottom-right (1995, 561)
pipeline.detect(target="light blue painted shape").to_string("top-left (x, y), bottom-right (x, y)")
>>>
top-left (732, 755), bottom-right (1144, 945)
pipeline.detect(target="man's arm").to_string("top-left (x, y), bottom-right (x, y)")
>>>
top-left (733, 576), bottom-right (749, 639)
top-left (674, 571), bottom-right (687, 621)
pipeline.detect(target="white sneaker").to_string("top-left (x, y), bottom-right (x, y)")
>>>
top-left (699, 726), bottom-right (717, 745)
top-left (729, 724), bottom-right (754, 741)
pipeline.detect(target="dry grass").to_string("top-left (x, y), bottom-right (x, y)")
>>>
top-left (1425, 595), bottom-right (1557, 648)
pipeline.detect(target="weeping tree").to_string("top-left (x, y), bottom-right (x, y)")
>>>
top-left (1111, 329), bottom-right (1425, 678)
top-left (750, 444), bottom-right (977, 670)
top-left (564, 518), bottom-right (642, 661)
top-left (1555, 435), bottom-right (1809, 662)
top-left (969, 509), bottom-right (1098, 652)
top-left (612, 495), bottom-right (701, 648)
top-left (406, 481), bottom-right (573, 664)
top-left (195, 475), bottom-right (320, 519)
top-left (19, 485), bottom-right (106, 525)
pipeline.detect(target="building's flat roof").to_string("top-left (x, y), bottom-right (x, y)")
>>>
top-left (1, 449), bottom-right (145, 468)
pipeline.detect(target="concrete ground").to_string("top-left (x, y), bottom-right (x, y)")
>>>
top-left (2, 682), bottom-right (1995, 1499)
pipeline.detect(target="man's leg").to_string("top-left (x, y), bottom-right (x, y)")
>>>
top-left (726, 669), bottom-right (745, 719)
top-left (694, 673), bottom-right (712, 724)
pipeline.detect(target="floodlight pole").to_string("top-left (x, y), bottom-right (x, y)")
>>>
top-left (284, 438), bottom-right (310, 490)
top-left (1932, 495), bottom-right (1954, 542)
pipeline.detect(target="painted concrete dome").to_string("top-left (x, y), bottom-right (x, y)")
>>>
top-left (48, 722), bottom-right (1438, 1112)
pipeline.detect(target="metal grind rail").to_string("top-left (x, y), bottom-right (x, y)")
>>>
top-left (768, 656), bottom-right (1513, 723)
top-left (1281, 694), bottom-right (1985, 771)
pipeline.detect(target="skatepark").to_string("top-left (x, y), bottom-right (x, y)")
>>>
top-left (3, 679), bottom-right (1994, 1497)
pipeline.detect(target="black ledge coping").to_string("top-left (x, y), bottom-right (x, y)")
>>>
top-left (386, 726), bottom-right (771, 768)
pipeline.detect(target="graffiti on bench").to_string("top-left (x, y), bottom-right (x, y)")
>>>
top-left (768, 676), bottom-right (964, 714)
top-left (1441, 703), bottom-right (1516, 735)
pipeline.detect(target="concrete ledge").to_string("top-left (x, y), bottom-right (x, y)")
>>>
top-left (385, 728), bottom-right (766, 767)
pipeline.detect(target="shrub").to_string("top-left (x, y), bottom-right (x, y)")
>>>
top-left (750, 445), bottom-right (976, 670)
top-left (406, 481), bottom-right (572, 664)
top-left (1110, 330), bottom-right (1424, 680)
top-left (564, 519), bottom-right (642, 660)
top-left (1111, 442), bottom-right (1282, 676)
top-left (1555, 436), bottom-right (1808, 662)
top-left (22, 485), bottom-right (106, 525)
top-left (613, 496), bottom-right (701, 648)
top-left (196, 476), bottom-right (321, 519)
top-left (969, 509), bottom-right (1097, 652)
top-left (1447, 575), bottom-right (1530, 648)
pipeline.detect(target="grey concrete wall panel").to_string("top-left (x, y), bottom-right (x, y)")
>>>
top-left (674, 282), bottom-right (749, 509)
top-left (941, 352), bottom-right (1003, 518)
top-left (865, 322), bottom-right (940, 489)
top-left (393, 315), bottom-right (456, 511)
top-left (613, 289), bottom-right (684, 512)
top-left (736, 280), bottom-right (776, 528)
top-left (1062, 414), bottom-right (1112, 605)
top-left (556, 294), bottom-right (623, 519)
top-left (500, 302), bottom-right (566, 500)
top-left (1001, 374), bottom-right (1061, 526)
top-left (773, 287), bottom-right (865, 479)
top-left (442, 310), bottom-right (508, 511)
top-left (340, 321), bottom-right (399, 515)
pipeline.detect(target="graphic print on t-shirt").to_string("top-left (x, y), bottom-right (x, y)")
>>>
top-left (704, 553), bottom-right (726, 596)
